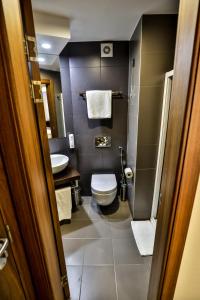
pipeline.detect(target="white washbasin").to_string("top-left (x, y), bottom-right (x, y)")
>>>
top-left (50, 154), bottom-right (69, 174)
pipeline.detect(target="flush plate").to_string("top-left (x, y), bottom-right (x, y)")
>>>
top-left (95, 136), bottom-right (111, 148)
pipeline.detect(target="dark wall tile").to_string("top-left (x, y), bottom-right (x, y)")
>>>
top-left (102, 148), bottom-right (121, 173)
top-left (59, 55), bottom-right (70, 70)
top-left (137, 86), bottom-right (163, 145)
top-left (73, 109), bottom-right (113, 137)
top-left (112, 99), bottom-right (128, 134)
top-left (136, 145), bottom-right (158, 169)
top-left (68, 42), bottom-right (100, 68)
top-left (70, 67), bottom-right (101, 93)
top-left (127, 182), bottom-right (135, 215)
top-left (129, 19), bottom-right (142, 88)
top-left (142, 15), bottom-right (177, 54)
top-left (101, 66), bottom-right (128, 95)
top-left (101, 41), bottom-right (129, 67)
top-left (72, 110), bottom-right (114, 136)
top-left (71, 92), bottom-right (88, 117)
top-left (76, 134), bottom-right (100, 155)
top-left (140, 52), bottom-right (174, 86)
top-left (134, 169), bottom-right (155, 220)
top-left (127, 99), bottom-right (139, 168)
top-left (78, 153), bottom-right (103, 174)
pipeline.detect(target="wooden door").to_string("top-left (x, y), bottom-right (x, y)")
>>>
top-left (19, 0), bottom-right (69, 297)
top-left (0, 213), bottom-right (25, 300)
top-left (0, 152), bottom-right (36, 300)
top-left (0, 0), bottom-right (67, 298)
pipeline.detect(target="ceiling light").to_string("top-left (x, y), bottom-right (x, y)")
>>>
top-left (38, 57), bottom-right (45, 63)
top-left (41, 43), bottom-right (51, 49)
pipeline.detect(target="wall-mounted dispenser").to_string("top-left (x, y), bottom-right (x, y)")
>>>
top-left (68, 133), bottom-right (75, 149)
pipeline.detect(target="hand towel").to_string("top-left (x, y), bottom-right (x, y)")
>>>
top-left (55, 187), bottom-right (72, 221)
top-left (86, 90), bottom-right (112, 119)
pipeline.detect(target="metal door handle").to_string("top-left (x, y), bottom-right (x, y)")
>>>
top-left (0, 238), bottom-right (9, 257)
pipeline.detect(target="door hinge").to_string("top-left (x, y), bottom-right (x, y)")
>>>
top-left (5, 225), bottom-right (13, 244)
top-left (24, 35), bottom-right (38, 62)
top-left (61, 274), bottom-right (68, 287)
top-left (30, 81), bottom-right (43, 103)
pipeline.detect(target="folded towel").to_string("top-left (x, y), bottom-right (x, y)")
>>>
top-left (55, 187), bottom-right (72, 221)
top-left (86, 90), bottom-right (112, 119)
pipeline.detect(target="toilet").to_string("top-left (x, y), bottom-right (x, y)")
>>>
top-left (91, 174), bottom-right (117, 206)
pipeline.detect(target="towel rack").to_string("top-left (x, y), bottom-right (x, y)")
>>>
top-left (79, 91), bottom-right (123, 99)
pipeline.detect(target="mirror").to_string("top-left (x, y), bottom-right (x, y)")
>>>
top-left (36, 41), bottom-right (66, 139)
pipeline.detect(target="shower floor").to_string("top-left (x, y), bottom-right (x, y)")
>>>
top-left (61, 197), bottom-right (152, 300)
top-left (131, 219), bottom-right (157, 256)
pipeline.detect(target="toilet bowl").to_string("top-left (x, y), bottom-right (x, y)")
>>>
top-left (91, 174), bottom-right (117, 206)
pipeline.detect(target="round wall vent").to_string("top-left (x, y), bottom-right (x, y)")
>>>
top-left (101, 43), bottom-right (113, 57)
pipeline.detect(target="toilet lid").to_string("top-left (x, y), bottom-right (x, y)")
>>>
top-left (91, 174), bottom-right (117, 193)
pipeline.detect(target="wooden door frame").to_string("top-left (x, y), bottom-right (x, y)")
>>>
top-left (0, 0), bottom-right (66, 299)
top-left (162, 27), bottom-right (200, 299)
top-left (148, 0), bottom-right (200, 299)
top-left (0, 0), bottom-right (199, 299)
top-left (41, 79), bottom-right (58, 138)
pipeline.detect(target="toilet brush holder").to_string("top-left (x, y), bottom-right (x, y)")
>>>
top-left (120, 183), bottom-right (127, 201)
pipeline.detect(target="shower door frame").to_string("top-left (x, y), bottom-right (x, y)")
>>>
top-left (151, 70), bottom-right (174, 220)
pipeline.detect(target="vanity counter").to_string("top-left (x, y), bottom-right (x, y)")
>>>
top-left (53, 166), bottom-right (80, 188)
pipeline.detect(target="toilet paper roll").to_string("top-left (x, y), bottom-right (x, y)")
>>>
top-left (124, 167), bottom-right (133, 179)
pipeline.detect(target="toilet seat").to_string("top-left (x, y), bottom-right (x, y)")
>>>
top-left (91, 174), bottom-right (117, 194)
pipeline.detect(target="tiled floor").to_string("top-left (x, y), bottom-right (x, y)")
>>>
top-left (61, 197), bottom-right (152, 300)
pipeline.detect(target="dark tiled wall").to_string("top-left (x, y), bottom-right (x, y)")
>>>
top-left (129, 15), bottom-right (177, 219)
top-left (60, 42), bottom-right (129, 195)
top-left (127, 20), bottom-right (142, 215)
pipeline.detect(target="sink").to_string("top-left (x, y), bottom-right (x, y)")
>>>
top-left (50, 154), bottom-right (69, 174)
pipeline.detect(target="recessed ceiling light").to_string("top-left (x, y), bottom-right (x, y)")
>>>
top-left (38, 57), bottom-right (45, 63)
top-left (41, 43), bottom-right (51, 49)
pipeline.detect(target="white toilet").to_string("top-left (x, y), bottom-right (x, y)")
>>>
top-left (91, 174), bottom-right (117, 206)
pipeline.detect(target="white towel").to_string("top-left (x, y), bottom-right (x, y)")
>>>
top-left (86, 90), bottom-right (112, 119)
top-left (55, 187), bottom-right (72, 221)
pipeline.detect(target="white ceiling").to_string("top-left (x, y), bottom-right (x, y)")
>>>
top-left (32, 0), bottom-right (179, 42)
top-left (37, 54), bottom-right (60, 71)
top-left (36, 34), bottom-right (67, 55)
